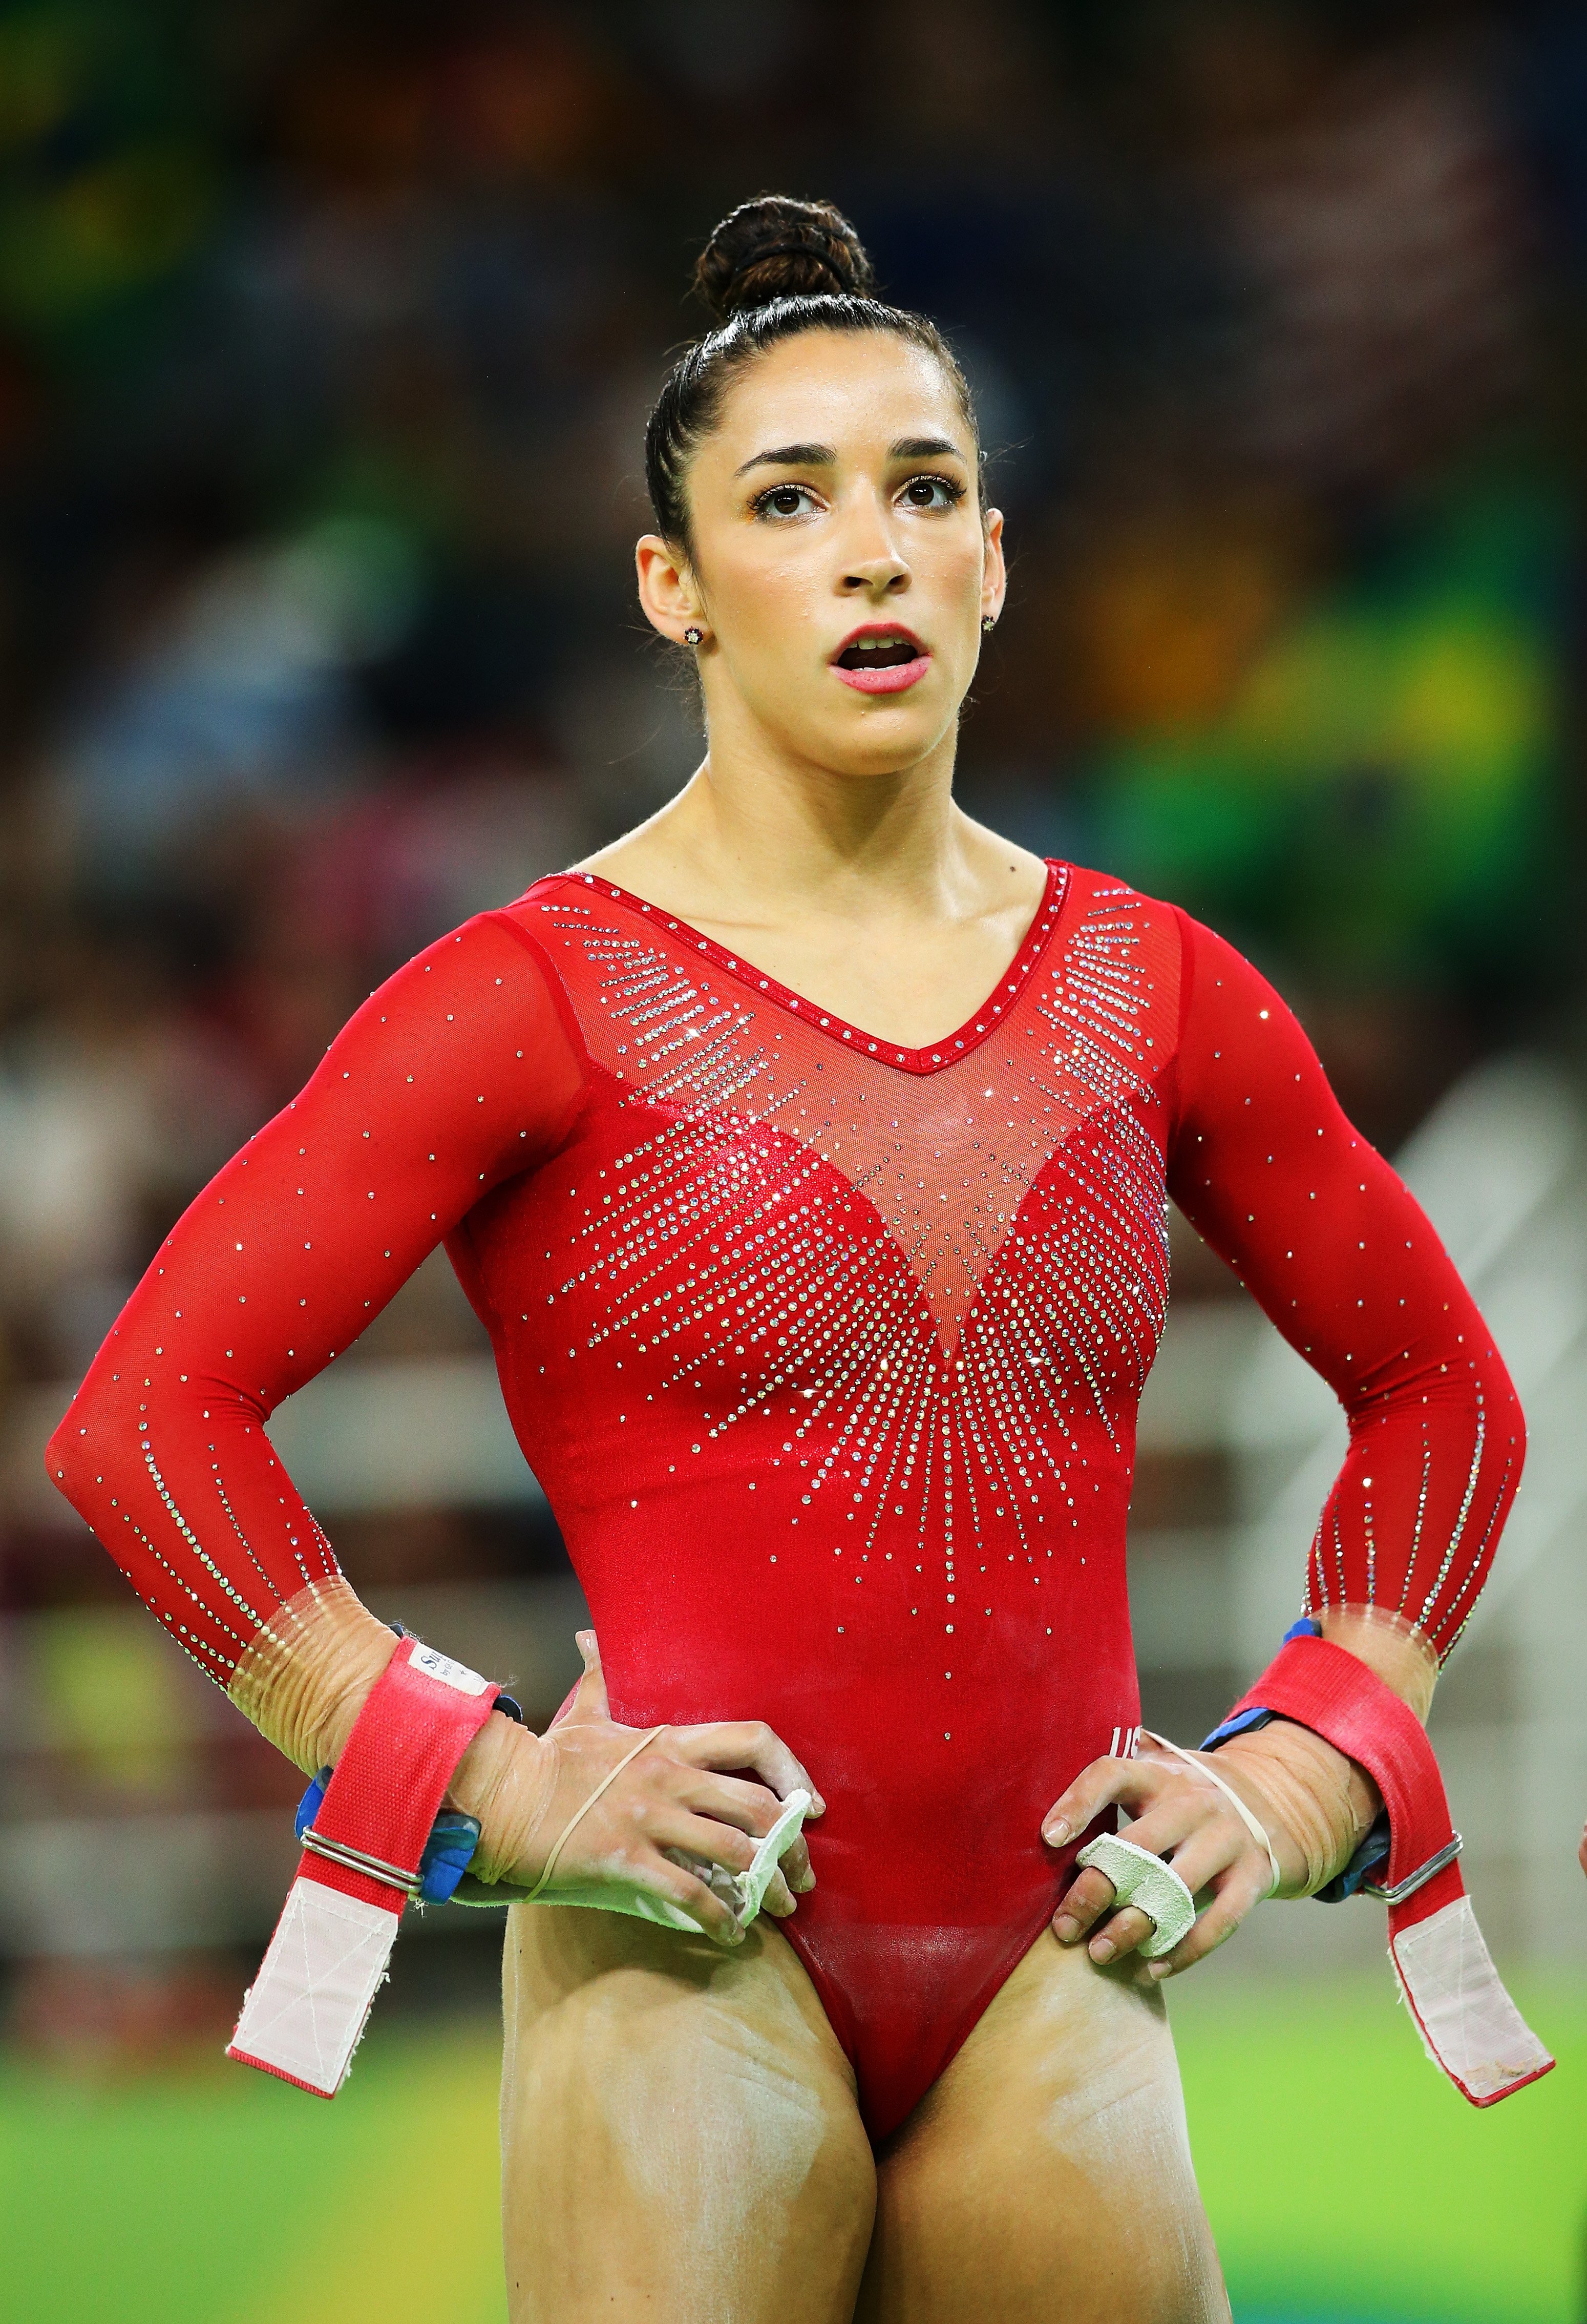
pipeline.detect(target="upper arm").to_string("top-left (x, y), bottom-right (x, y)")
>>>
top-left (1165, 911), bottom-right (1497, 1418)
top-left (135, 910), bottom-right (586, 1413)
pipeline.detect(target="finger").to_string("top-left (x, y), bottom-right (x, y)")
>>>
top-left (648, 1769), bottom-right (816, 1909)
top-left (675, 1721), bottom-right (825, 1814)
top-left (1042, 1751), bottom-right (1181, 1846)
top-left (1147, 1859), bottom-right (1272, 1980)
top-left (761, 1867), bottom-right (796, 1918)
top-left (672, 1771), bottom-right (815, 1891)
top-left (630, 1849), bottom-right (743, 1947)
top-left (676, 1768), bottom-right (786, 1838)
top-left (1087, 1904), bottom-right (1155, 1963)
top-left (1151, 1820), bottom-right (1250, 1904)
top-left (561, 1630), bottom-right (610, 1725)
top-left (1051, 1866), bottom-right (1119, 1942)
top-left (1051, 1784), bottom-right (1239, 1945)
top-left (647, 1807), bottom-right (761, 1881)
top-left (677, 1721), bottom-right (824, 1814)
top-left (1085, 1790), bottom-right (1213, 1869)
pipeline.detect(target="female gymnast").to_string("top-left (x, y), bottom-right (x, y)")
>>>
top-left (50, 198), bottom-right (1525, 2321)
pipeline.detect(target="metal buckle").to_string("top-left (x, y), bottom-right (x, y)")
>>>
top-left (1363, 1832), bottom-right (1462, 1906)
top-left (300, 1827), bottom-right (424, 1898)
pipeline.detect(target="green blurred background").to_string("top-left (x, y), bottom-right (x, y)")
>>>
top-left (1, 1), bottom-right (1585, 2315)
top-left (5, 1982), bottom-right (1585, 2320)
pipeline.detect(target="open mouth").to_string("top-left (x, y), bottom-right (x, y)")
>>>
top-left (831, 626), bottom-right (932, 695)
top-left (835, 633), bottom-right (920, 670)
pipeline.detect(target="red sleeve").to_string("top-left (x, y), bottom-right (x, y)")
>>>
top-left (1165, 910), bottom-right (1523, 1659)
top-left (45, 910), bottom-right (587, 1683)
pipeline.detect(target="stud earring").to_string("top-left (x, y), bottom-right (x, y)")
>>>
top-left (683, 625), bottom-right (704, 646)
top-left (981, 615), bottom-right (997, 634)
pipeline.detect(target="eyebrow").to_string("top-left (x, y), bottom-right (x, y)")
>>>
top-left (733, 433), bottom-right (969, 479)
top-left (734, 441), bottom-right (835, 477)
top-left (888, 435), bottom-right (965, 462)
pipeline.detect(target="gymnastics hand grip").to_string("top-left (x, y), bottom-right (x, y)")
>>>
top-left (453, 1786), bottom-right (813, 1936)
top-left (1074, 1833), bottom-right (1197, 1959)
top-left (229, 1638), bottom-right (504, 2097)
top-left (1207, 1628), bottom-right (1553, 2105)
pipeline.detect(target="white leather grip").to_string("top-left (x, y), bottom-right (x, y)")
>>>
top-left (1074, 1832), bottom-right (1197, 1958)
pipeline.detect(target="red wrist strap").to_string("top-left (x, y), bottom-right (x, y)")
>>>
top-left (1221, 1637), bottom-right (1551, 2106)
top-left (227, 1637), bottom-right (501, 2096)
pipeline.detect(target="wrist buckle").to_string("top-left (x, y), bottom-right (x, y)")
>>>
top-left (299, 1827), bottom-right (424, 1899)
top-left (1363, 1832), bottom-right (1463, 1905)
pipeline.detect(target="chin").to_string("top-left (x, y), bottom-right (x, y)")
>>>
top-left (806, 698), bottom-right (957, 778)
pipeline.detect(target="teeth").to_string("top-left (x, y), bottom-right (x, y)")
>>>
top-left (856, 636), bottom-right (904, 651)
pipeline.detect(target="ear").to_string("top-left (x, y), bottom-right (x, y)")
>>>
top-left (981, 508), bottom-right (1007, 627)
top-left (636, 533), bottom-right (706, 644)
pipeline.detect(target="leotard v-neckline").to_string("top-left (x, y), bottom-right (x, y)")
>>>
top-left (546, 857), bottom-right (1069, 1077)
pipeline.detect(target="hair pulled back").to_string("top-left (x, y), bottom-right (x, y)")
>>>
top-left (645, 195), bottom-right (980, 551)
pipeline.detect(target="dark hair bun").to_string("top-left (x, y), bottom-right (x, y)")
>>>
top-left (692, 195), bottom-right (875, 325)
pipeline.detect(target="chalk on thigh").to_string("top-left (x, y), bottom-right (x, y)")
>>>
top-left (500, 1904), bottom-right (876, 2324)
top-left (858, 1932), bottom-right (1230, 2324)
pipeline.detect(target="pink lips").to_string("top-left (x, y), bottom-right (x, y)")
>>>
top-left (830, 622), bottom-right (933, 696)
top-left (834, 655), bottom-right (932, 695)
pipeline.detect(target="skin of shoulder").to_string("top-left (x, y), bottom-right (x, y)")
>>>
top-left (570, 328), bottom-right (1045, 1040)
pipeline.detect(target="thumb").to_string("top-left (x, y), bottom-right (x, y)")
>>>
top-left (560, 1629), bottom-right (610, 1725)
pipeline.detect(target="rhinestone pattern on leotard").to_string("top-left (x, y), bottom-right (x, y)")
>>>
top-left (501, 870), bottom-right (1180, 1680)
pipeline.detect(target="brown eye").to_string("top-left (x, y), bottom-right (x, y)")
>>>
top-left (900, 475), bottom-right (961, 511)
top-left (756, 483), bottom-right (820, 520)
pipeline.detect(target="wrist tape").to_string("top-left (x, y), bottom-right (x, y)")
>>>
top-left (228, 1637), bottom-right (504, 2096)
top-left (1207, 1630), bottom-right (1552, 2107)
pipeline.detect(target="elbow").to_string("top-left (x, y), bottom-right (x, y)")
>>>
top-left (1470, 1297), bottom-right (1525, 1444)
top-left (46, 1380), bottom-right (109, 1521)
top-left (1493, 1349), bottom-right (1527, 1478)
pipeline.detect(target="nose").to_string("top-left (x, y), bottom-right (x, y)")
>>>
top-left (840, 552), bottom-right (909, 600)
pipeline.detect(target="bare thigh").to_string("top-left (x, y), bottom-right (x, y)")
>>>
top-left (499, 1902), bottom-right (876, 2324)
top-left (858, 1931), bottom-right (1229, 2324)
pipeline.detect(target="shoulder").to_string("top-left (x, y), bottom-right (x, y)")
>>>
top-left (1053, 860), bottom-right (1184, 929)
top-left (372, 899), bottom-right (570, 995)
top-left (1051, 860), bottom-right (1194, 999)
top-left (1044, 869), bottom-right (1310, 1094)
top-left (325, 902), bottom-right (591, 1073)
top-left (1054, 865), bottom-right (1279, 998)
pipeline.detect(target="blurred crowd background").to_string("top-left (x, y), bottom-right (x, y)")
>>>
top-left (2, 3), bottom-right (1586, 2316)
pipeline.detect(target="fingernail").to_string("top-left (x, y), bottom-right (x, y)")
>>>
top-left (1044, 1817), bottom-right (1071, 1846)
top-left (1089, 1937), bottom-right (1115, 1963)
top-left (1148, 1960), bottom-right (1172, 1979)
top-left (811, 1795), bottom-right (827, 1815)
top-left (793, 1869), bottom-right (815, 1892)
top-left (1053, 1914), bottom-right (1079, 1943)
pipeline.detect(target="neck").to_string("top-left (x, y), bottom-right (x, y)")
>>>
top-left (639, 706), bottom-right (974, 923)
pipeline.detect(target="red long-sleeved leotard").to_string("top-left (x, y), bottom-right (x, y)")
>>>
top-left (49, 863), bottom-right (1522, 2138)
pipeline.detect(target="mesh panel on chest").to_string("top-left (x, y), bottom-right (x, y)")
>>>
top-left (510, 874), bottom-right (1181, 1364)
